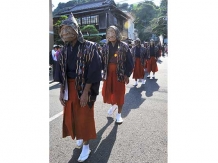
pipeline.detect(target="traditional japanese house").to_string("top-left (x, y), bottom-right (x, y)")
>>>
top-left (53, 0), bottom-right (130, 39)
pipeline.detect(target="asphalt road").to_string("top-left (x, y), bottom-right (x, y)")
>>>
top-left (49, 55), bottom-right (168, 163)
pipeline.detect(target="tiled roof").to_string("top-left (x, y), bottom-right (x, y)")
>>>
top-left (53, 0), bottom-right (129, 19)
top-left (70, 2), bottom-right (108, 12)
top-left (58, 0), bottom-right (115, 15)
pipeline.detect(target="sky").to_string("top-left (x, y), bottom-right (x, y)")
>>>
top-left (52, 0), bottom-right (161, 10)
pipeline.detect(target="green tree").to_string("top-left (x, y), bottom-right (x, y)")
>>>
top-left (151, 16), bottom-right (167, 37)
top-left (53, 15), bottom-right (68, 44)
top-left (131, 1), bottom-right (159, 41)
top-left (53, 0), bottom-right (77, 16)
top-left (151, 0), bottom-right (168, 38)
top-left (117, 3), bottom-right (129, 11)
top-left (134, 3), bottom-right (158, 26)
top-left (160, 0), bottom-right (167, 16)
top-left (53, 0), bottom-right (100, 15)
top-left (81, 25), bottom-right (101, 42)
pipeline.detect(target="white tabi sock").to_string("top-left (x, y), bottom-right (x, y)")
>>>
top-left (116, 113), bottom-right (123, 123)
top-left (76, 139), bottom-right (83, 147)
top-left (133, 81), bottom-right (138, 86)
top-left (81, 144), bottom-right (90, 156)
top-left (117, 113), bottom-right (121, 118)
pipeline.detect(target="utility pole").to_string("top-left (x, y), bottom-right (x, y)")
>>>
top-left (49, 0), bottom-right (54, 51)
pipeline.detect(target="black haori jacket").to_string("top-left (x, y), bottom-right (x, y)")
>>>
top-left (54, 40), bottom-right (102, 108)
top-left (131, 45), bottom-right (146, 66)
top-left (146, 45), bottom-right (159, 59)
top-left (101, 41), bottom-right (134, 82)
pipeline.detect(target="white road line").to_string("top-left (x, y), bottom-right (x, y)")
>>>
top-left (49, 111), bottom-right (63, 122)
top-left (49, 90), bottom-right (103, 122)
top-left (49, 82), bottom-right (59, 87)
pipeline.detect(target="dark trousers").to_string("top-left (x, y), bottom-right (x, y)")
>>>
top-left (52, 61), bottom-right (57, 80)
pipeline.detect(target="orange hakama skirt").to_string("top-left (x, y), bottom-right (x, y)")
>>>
top-left (62, 79), bottom-right (96, 141)
top-left (146, 56), bottom-right (158, 73)
top-left (133, 58), bottom-right (145, 79)
top-left (102, 63), bottom-right (125, 106)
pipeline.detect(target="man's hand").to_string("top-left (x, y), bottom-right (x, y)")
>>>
top-left (124, 75), bottom-right (129, 84)
top-left (80, 91), bottom-right (89, 107)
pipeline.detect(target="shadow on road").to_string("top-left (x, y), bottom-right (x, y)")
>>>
top-left (122, 84), bottom-right (146, 118)
top-left (157, 59), bottom-right (163, 64)
top-left (144, 78), bottom-right (160, 97)
top-left (49, 83), bottom-right (60, 90)
top-left (49, 81), bottom-right (54, 84)
top-left (68, 117), bottom-right (118, 163)
top-left (122, 77), bottom-right (160, 118)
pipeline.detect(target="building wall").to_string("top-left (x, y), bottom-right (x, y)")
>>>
top-left (103, 11), bottom-right (128, 39)
top-left (99, 13), bottom-right (107, 29)
top-left (134, 29), bottom-right (138, 39)
top-left (108, 11), bottom-right (117, 26)
top-left (128, 19), bottom-right (135, 40)
top-left (52, 4), bottom-right (130, 41)
top-left (49, 0), bottom-right (54, 51)
top-left (121, 19), bottom-right (128, 40)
